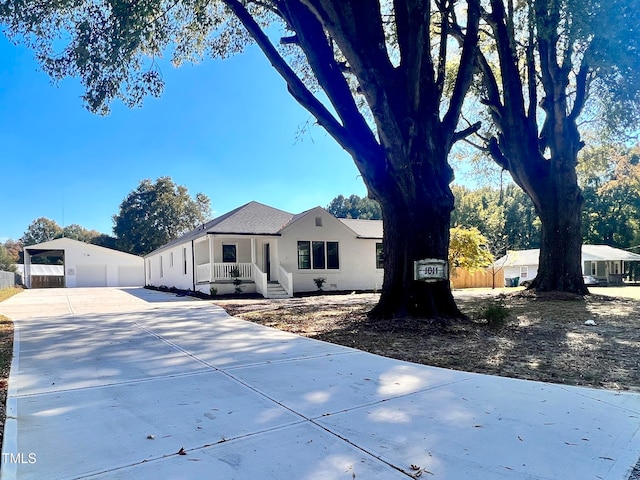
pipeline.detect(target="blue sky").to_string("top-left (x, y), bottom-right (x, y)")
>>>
top-left (0, 35), bottom-right (369, 242)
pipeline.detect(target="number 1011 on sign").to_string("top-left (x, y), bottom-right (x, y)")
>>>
top-left (414, 259), bottom-right (449, 282)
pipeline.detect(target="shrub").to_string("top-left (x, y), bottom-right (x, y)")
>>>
top-left (230, 266), bottom-right (242, 294)
top-left (313, 277), bottom-right (326, 291)
top-left (478, 299), bottom-right (510, 330)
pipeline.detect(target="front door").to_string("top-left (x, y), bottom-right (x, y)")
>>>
top-left (264, 244), bottom-right (271, 281)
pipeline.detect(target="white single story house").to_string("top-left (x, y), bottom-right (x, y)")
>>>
top-left (144, 201), bottom-right (384, 297)
top-left (23, 238), bottom-right (145, 288)
top-left (493, 245), bottom-right (640, 286)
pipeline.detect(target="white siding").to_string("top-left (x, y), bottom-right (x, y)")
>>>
top-left (118, 265), bottom-right (144, 286)
top-left (146, 242), bottom-right (194, 291)
top-left (278, 208), bottom-right (383, 293)
top-left (502, 265), bottom-right (538, 286)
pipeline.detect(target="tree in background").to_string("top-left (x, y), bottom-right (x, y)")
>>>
top-left (21, 218), bottom-right (108, 247)
top-left (113, 177), bottom-right (211, 255)
top-left (0, 245), bottom-right (17, 272)
top-left (326, 195), bottom-right (381, 220)
top-left (579, 144), bottom-right (640, 249)
top-left (62, 224), bottom-right (103, 243)
top-left (448, 226), bottom-right (493, 276)
top-left (1, 0), bottom-right (484, 320)
top-left (90, 234), bottom-right (118, 250)
top-left (470, 0), bottom-right (640, 294)
top-left (451, 184), bottom-right (540, 257)
top-left (2, 239), bottom-right (22, 264)
top-left (20, 217), bottom-right (63, 246)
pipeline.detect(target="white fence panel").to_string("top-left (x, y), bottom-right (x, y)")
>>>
top-left (0, 271), bottom-right (17, 289)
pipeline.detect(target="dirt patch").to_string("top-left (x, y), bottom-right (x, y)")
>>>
top-left (0, 315), bottom-right (11, 445)
top-left (216, 289), bottom-right (640, 392)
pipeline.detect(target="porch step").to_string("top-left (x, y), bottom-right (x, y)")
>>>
top-left (265, 282), bottom-right (290, 299)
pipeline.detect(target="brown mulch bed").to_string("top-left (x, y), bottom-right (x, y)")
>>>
top-left (0, 315), bottom-right (11, 446)
top-left (216, 289), bottom-right (640, 392)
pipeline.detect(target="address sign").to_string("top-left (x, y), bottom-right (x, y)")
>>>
top-left (414, 258), bottom-right (449, 282)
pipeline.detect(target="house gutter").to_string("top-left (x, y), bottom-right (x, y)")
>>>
top-left (206, 232), bottom-right (281, 236)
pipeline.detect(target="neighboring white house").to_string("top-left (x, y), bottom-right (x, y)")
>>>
top-left (493, 245), bottom-right (640, 286)
top-left (23, 238), bottom-right (145, 288)
top-left (144, 201), bottom-right (384, 297)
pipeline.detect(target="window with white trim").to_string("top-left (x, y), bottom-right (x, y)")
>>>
top-left (376, 243), bottom-right (384, 269)
top-left (520, 266), bottom-right (528, 279)
top-left (222, 244), bottom-right (237, 263)
top-left (297, 241), bottom-right (339, 270)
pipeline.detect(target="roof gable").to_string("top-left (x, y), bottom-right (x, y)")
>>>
top-left (279, 206), bottom-right (358, 236)
top-left (207, 201), bottom-right (294, 235)
top-left (145, 201), bottom-right (295, 256)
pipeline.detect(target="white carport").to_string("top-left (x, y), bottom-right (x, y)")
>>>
top-left (23, 238), bottom-right (144, 288)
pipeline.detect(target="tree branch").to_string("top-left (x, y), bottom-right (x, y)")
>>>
top-left (394, 0), bottom-right (436, 112)
top-left (221, 0), bottom-right (375, 164)
top-left (569, 62), bottom-right (589, 122)
top-left (452, 121), bottom-right (482, 143)
top-left (442, 0), bottom-right (481, 136)
top-left (525, 0), bottom-right (537, 127)
top-left (300, 0), bottom-right (398, 125)
top-left (435, 0), bottom-right (452, 98)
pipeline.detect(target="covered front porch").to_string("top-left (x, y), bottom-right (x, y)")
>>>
top-left (584, 260), bottom-right (627, 285)
top-left (193, 235), bottom-right (292, 298)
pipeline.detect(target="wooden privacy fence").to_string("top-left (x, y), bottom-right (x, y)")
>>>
top-left (31, 276), bottom-right (65, 288)
top-left (450, 267), bottom-right (504, 289)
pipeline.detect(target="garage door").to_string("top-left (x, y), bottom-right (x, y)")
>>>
top-left (76, 265), bottom-right (107, 287)
top-left (118, 265), bottom-right (144, 287)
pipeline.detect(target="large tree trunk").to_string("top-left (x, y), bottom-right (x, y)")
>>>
top-left (492, 124), bottom-right (588, 295)
top-left (530, 179), bottom-right (587, 294)
top-left (367, 149), bottom-right (463, 321)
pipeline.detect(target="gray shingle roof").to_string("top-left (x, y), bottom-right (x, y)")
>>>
top-left (339, 218), bottom-right (383, 239)
top-left (206, 201), bottom-right (294, 234)
top-left (145, 202), bottom-right (294, 257)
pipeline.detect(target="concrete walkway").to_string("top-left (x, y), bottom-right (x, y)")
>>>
top-left (1, 288), bottom-right (640, 479)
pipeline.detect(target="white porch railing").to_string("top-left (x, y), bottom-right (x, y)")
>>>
top-left (278, 266), bottom-right (293, 296)
top-left (213, 263), bottom-right (253, 280)
top-left (252, 264), bottom-right (268, 297)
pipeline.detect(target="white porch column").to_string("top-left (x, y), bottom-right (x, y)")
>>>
top-left (251, 238), bottom-right (256, 264)
top-left (208, 234), bottom-right (214, 281)
top-left (25, 250), bottom-right (32, 289)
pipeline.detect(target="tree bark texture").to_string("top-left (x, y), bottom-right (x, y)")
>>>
top-left (370, 161), bottom-right (462, 319)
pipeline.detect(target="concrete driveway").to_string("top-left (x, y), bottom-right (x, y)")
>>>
top-left (1, 287), bottom-right (640, 479)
